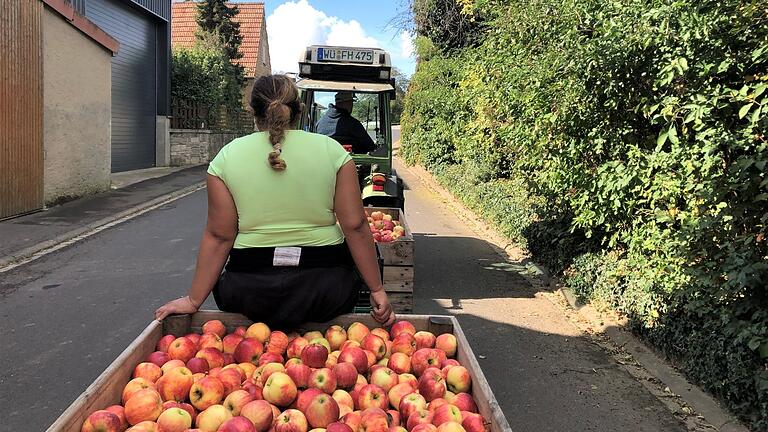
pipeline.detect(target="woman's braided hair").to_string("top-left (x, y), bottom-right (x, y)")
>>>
top-left (250, 74), bottom-right (304, 170)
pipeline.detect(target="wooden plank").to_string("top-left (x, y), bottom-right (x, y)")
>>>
top-left (388, 292), bottom-right (413, 313)
top-left (383, 265), bottom-right (414, 293)
top-left (47, 321), bottom-right (163, 432)
top-left (453, 316), bottom-right (512, 432)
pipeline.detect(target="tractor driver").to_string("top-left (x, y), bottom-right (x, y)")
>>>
top-left (316, 91), bottom-right (377, 154)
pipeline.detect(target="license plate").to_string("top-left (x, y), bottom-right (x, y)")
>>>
top-left (317, 47), bottom-right (374, 64)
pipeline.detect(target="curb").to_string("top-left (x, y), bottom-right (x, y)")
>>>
top-left (555, 285), bottom-right (749, 432)
top-left (0, 181), bottom-right (206, 273)
top-left (396, 156), bottom-right (748, 432)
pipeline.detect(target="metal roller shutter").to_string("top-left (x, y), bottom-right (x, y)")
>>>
top-left (87, 0), bottom-right (157, 172)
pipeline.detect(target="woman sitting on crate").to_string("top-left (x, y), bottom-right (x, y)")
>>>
top-left (154, 75), bottom-right (395, 329)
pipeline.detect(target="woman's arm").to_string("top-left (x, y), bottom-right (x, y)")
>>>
top-left (155, 175), bottom-right (238, 320)
top-left (334, 161), bottom-right (395, 326)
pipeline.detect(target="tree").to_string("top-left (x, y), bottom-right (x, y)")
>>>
top-left (196, 0), bottom-right (243, 62)
top-left (390, 67), bottom-right (410, 124)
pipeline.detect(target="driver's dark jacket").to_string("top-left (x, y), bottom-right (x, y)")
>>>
top-left (315, 104), bottom-right (376, 154)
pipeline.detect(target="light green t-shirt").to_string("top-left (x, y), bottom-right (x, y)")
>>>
top-left (207, 130), bottom-right (352, 248)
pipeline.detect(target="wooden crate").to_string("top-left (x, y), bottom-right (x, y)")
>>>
top-left (369, 207), bottom-right (414, 313)
top-left (48, 312), bottom-right (511, 432)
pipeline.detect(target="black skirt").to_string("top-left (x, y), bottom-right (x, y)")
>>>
top-left (212, 243), bottom-right (361, 330)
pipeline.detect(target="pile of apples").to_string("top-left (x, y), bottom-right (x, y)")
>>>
top-left (367, 211), bottom-right (406, 243)
top-left (81, 319), bottom-right (488, 432)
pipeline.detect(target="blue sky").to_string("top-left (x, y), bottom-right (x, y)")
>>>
top-left (235, 0), bottom-right (416, 76)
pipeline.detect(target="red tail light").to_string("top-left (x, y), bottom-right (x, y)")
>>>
top-left (372, 174), bottom-right (386, 186)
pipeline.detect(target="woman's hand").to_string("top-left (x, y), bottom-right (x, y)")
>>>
top-left (370, 290), bottom-right (396, 326)
top-left (155, 296), bottom-right (199, 321)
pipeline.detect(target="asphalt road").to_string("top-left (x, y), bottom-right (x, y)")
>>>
top-left (0, 147), bottom-right (687, 431)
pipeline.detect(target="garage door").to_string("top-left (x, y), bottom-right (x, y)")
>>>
top-left (87, 0), bottom-right (157, 172)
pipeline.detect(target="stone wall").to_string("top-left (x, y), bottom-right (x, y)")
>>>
top-left (169, 129), bottom-right (241, 166)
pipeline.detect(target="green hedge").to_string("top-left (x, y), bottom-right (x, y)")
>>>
top-left (401, 0), bottom-right (768, 427)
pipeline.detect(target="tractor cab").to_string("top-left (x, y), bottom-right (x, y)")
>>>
top-left (297, 45), bottom-right (404, 210)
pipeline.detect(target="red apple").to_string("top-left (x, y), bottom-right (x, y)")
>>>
top-left (202, 320), bottom-right (227, 338)
top-left (440, 359), bottom-right (459, 369)
top-left (398, 393), bottom-right (427, 422)
top-left (413, 332), bottom-right (436, 350)
top-left (185, 333), bottom-right (202, 347)
top-left (432, 404), bottom-right (462, 426)
top-left (286, 337), bottom-right (309, 359)
top-left (389, 321), bottom-right (416, 339)
top-left (161, 401), bottom-right (197, 424)
top-left (309, 367), bottom-right (337, 394)
top-left (245, 323), bottom-right (271, 344)
top-left (124, 388), bottom-right (163, 425)
top-left (452, 393), bottom-right (478, 414)
top-left (325, 325), bottom-right (348, 351)
top-left (222, 352), bottom-right (235, 366)
top-left (183, 358), bottom-right (208, 375)
top-left (218, 368), bottom-right (244, 397)
top-left (387, 353), bottom-right (411, 375)
top-left (168, 337), bottom-right (197, 363)
top-left (274, 409), bottom-right (308, 432)
top-left (234, 338), bottom-right (264, 365)
top-left (258, 352), bottom-right (284, 366)
top-left (427, 399), bottom-right (448, 413)
top-left (356, 384), bottom-right (387, 410)
top-left (286, 364), bottom-right (312, 389)
top-left (387, 382), bottom-right (414, 409)
top-left (434, 335), bottom-right (457, 359)
top-left (460, 412), bottom-right (484, 432)
top-left (189, 376), bottom-right (226, 411)
top-left (198, 333), bottom-right (224, 352)
top-left (194, 347), bottom-right (224, 371)
top-left (340, 340), bottom-right (361, 351)
top-left (445, 367), bottom-right (471, 394)
top-left (411, 350), bottom-right (442, 377)
top-left (156, 335), bottom-right (176, 353)
top-left (411, 425), bottom-right (438, 432)
top-left (161, 359), bottom-right (187, 375)
top-left (240, 400), bottom-right (274, 432)
top-left (234, 326), bottom-right (247, 337)
top-left (195, 404), bottom-right (232, 431)
top-left (262, 372), bottom-right (298, 407)
top-left (406, 409), bottom-right (434, 431)
top-left (266, 331), bottom-right (289, 355)
top-left (386, 410), bottom-right (400, 428)
top-left (332, 363), bottom-right (358, 390)
top-left (147, 351), bottom-right (171, 368)
top-left (104, 404), bottom-right (129, 431)
top-left (134, 362), bottom-right (163, 383)
top-left (346, 322), bottom-right (370, 343)
top-left (341, 411), bottom-right (361, 432)
top-left (81, 409), bottom-right (122, 432)
top-left (398, 374), bottom-right (418, 389)
top-left (243, 381), bottom-right (264, 401)
top-left (297, 388), bottom-right (325, 412)
top-left (391, 334), bottom-right (417, 357)
top-left (359, 408), bottom-right (388, 432)
top-left (223, 389), bottom-right (254, 416)
top-left (436, 422), bottom-right (465, 432)
top-left (361, 334), bottom-right (387, 360)
top-left (326, 422), bottom-right (353, 432)
top-left (223, 334), bottom-right (245, 355)
top-left (218, 416), bottom-right (257, 432)
top-left (305, 393), bottom-right (341, 428)
top-left (369, 367), bottom-right (397, 393)
top-left (338, 347), bottom-right (368, 375)
top-left (122, 378), bottom-right (156, 405)
top-left (157, 366), bottom-right (194, 402)
top-left (156, 407), bottom-right (192, 432)
top-left (301, 343), bottom-right (329, 369)
top-left (418, 368), bottom-right (446, 402)
top-left (331, 389), bottom-right (354, 409)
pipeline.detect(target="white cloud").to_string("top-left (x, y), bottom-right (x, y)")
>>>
top-left (266, 1), bottom-right (383, 73)
top-left (399, 31), bottom-right (414, 58)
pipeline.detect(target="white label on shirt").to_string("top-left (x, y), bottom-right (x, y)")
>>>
top-left (273, 247), bottom-right (302, 267)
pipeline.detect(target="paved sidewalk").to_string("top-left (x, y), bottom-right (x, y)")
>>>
top-left (0, 165), bottom-right (207, 268)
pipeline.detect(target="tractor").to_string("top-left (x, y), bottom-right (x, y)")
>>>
top-left (297, 45), bottom-right (405, 210)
